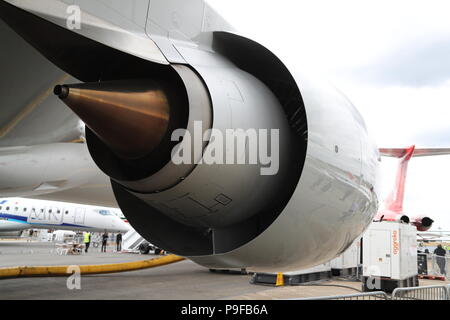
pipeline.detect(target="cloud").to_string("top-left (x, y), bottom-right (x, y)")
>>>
top-left (332, 79), bottom-right (450, 148)
top-left (343, 36), bottom-right (450, 87)
top-left (409, 127), bottom-right (450, 148)
top-left (208, 0), bottom-right (450, 229)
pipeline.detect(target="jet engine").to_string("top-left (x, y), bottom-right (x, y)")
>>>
top-left (377, 211), bottom-right (410, 224)
top-left (411, 215), bottom-right (434, 232)
top-left (0, 0), bottom-right (380, 271)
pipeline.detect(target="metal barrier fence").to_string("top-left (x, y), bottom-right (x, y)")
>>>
top-left (429, 254), bottom-right (450, 280)
top-left (296, 285), bottom-right (450, 300)
top-left (417, 253), bottom-right (450, 279)
top-left (295, 291), bottom-right (389, 300)
top-left (392, 285), bottom-right (449, 300)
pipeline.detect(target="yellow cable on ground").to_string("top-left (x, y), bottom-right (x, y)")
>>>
top-left (0, 254), bottom-right (185, 279)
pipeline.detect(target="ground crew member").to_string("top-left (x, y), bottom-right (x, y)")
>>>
top-left (116, 233), bottom-right (122, 252)
top-left (434, 245), bottom-right (446, 275)
top-left (27, 229), bottom-right (34, 242)
top-left (102, 232), bottom-right (108, 252)
top-left (84, 232), bottom-right (91, 253)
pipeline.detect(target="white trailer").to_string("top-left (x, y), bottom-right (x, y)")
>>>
top-left (330, 237), bottom-right (362, 277)
top-left (362, 221), bottom-right (418, 292)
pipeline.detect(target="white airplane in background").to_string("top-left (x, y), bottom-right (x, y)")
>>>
top-left (417, 230), bottom-right (450, 242)
top-left (0, 198), bottom-right (130, 235)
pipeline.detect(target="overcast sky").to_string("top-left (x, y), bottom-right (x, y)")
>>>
top-left (208, 0), bottom-right (450, 230)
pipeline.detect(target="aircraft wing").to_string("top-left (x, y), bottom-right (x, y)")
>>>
top-left (0, 17), bottom-right (116, 205)
top-left (0, 19), bottom-right (83, 148)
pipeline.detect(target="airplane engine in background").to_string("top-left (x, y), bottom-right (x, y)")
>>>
top-left (377, 211), bottom-right (410, 224)
top-left (0, 0), bottom-right (381, 271)
top-left (411, 215), bottom-right (434, 232)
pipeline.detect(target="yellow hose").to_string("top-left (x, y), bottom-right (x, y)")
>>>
top-left (0, 254), bottom-right (185, 279)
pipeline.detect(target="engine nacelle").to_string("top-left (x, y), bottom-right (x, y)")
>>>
top-left (376, 211), bottom-right (434, 232)
top-left (35, 19), bottom-right (379, 271)
top-left (411, 215), bottom-right (434, 232)
top-left (77, 36), bottom-right (380, 271)
top-left (376, 210), bottom-right (410, 224)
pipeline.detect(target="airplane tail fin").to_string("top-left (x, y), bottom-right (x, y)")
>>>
top-left (379, 146), bottom-right (450, 213)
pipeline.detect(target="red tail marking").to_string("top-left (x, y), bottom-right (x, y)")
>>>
top-left (384, 145), bottom-right (415, 213)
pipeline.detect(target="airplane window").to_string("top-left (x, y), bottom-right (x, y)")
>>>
top-left (98, 210), bottom-right (112, 216)
top-left (6, 207), bottom-right (10, 211)
top-left (57, 210), bottom-right (60, 214)
top-left (0, 206), bottom-right (2, 210)
top-left (15, 207), bottom-right (18, 211)
top-left (65, 211), bottom-right (69, 214)
top-left (40, 209), bottom-right (44, 213)
top-left (49, 209), bottom-right (52, 213)
top-left (23, 208), bottom-right (27, 212)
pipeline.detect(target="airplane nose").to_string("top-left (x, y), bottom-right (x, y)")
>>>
top-left (118, 218), bottom-right (131, 232)
top-left (121, 223), bottom-right (131, 233)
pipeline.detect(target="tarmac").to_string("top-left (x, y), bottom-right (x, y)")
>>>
top-left (0, 240), bottom-right (449, 300)
top-left (0, 240), bottom-right (152, 267)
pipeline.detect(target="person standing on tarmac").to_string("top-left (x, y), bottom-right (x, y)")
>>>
top-left (27, 229), bottom-right (34, 242)
top-left (101, 232), bottom-right (108, 252)
top-left (116, 233), bottom-right (122, 252)
top-left (434, 245), bottom-right (447, 275)
top-left (84, 232), bottom-right (91, 253)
